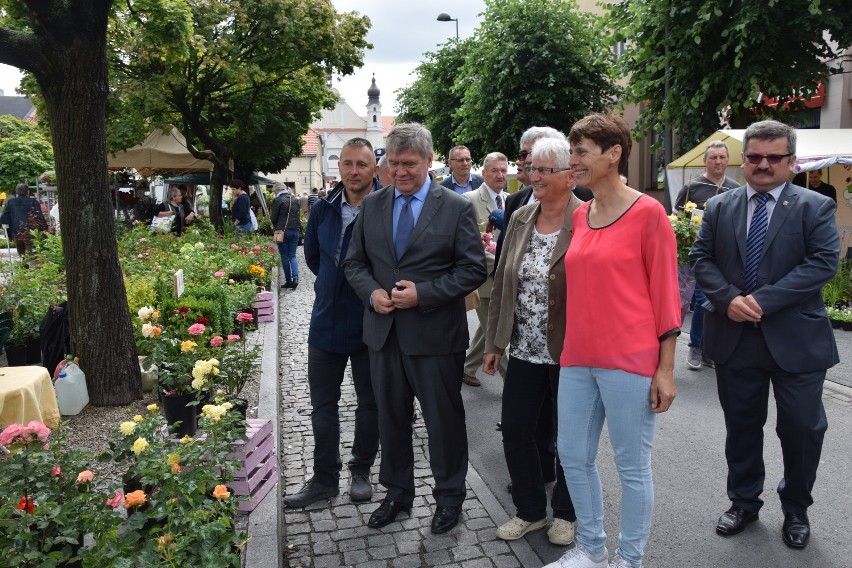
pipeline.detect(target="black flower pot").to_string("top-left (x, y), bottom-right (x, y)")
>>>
top-left (842, 321), bottom-right (852, 332)
top-left (25, 336), bottom-right (42, 365)
top-left (232, 397), bottom-right (249, 420)
top-left (196, 389), bottom-right (211, 416)
top-left (4, 343), bottom-right (29, 366)
top-left (831, 318), bottom-right (843, 329)
top-left (161, 392), bottom-right (198, 437)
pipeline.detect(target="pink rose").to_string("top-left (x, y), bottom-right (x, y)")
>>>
top-left (214, 271), bottom-right (225, 278)
top-left (187, 323), bottom-right (206, 336)
top-left (51, 466), bottom-right (62, 477)
top-left (236, 312), bottom-right (254, 324)
top-left (253, 245), bottom-right (261, 250)
top-left (26, 420), bottom-right (51, 442)
top-left (226, 334), bottom-right (241, 342)
top-left (210, 336), bottom-right (224, 348)
top-left (105, 490), bottom-right (123, 509)
top-left (0, 423), bottom-right (26, 446)
top-left (76, 470), bottom-right (94, 483)
top-left (230, 244), bottom-right (239, 249)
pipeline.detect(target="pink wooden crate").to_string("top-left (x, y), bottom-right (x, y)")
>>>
top-left (228, 419), bottom-right (272, 459)
top-left (233, 462), bottom-right (278, 512)
top-left (234, 432), bottom-right (274, 477)
top-left (229, 452), bottom-right (276, 495)
top-left (256, 306), bottom-right (274, 317)
top-left (253, 299), bottom-right (274, 310)
top-left (256, 291), bottom-right (273, 301)
top-left (257, 314), bottom-right (275, 323)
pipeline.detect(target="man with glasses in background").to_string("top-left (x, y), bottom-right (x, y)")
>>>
top-left (690, 119), bottom-right (839, 550)
top-left (674, 140), bottom-right (739, 370)
top-left (440, 145), bottom-right (484, 194)
top-left (461, 152), bottom-right (510, 387)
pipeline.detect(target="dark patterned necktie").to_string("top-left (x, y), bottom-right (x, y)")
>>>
top-left (744, 192), bottom-right (769, 293)
top-left (495, 194), bottom-right (504, 210)
top-left (395, 195), bottom-right (414, 260)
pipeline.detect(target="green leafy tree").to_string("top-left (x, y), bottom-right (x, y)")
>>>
top-left (0, 115), bottom-right (53, 191)
top-left (0, 0), bottom-right (142, 405)
top-left (609, 0), bottom-right (852, 150)
top-left (109, 0), bottom-right (371, 229)
top-left (396, 0), bottom-right (617, 159)
top-left (456, 0), bottom-right (617, 158)
top-left (396, 40), bottom-right (473, 159)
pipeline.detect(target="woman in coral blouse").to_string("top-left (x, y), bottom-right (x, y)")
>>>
top-left (544, 114), bottom-right (680, 568)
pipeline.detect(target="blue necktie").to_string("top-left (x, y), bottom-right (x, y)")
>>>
top-left (395, 195), bottom-right (415, 260)
top-left (744, 192), bottom-right (769, 293)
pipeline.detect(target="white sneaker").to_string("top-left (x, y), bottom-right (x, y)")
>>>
top-left (547, 518), bottom-right (577, 545)
top-left (495, 516), bottom-right (547, 540)
top-left (543, 544), bottom-right (608, 568)
top-left (609, 552), bottom-right (640, 568)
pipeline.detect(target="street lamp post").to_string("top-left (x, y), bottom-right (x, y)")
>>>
top-left (436, 13), bottom-right (459, 41)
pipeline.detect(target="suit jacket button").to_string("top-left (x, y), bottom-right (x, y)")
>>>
top-left (548, 324), bottom-right (554, 330)
top-left (393, 269), bottom-right (399, 275)
top-left (549, 300), bottom-right (555, 306)
top-left (549, 274), bottom-right (555, 280)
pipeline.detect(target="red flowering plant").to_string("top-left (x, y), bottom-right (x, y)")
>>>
top-left (0, 421), bottom-right (128, 566)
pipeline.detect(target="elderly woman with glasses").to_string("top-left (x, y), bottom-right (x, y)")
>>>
top-left (484, 137), bottom-right (580, 547)
top-left (544, 114), bottom-right (680, 568)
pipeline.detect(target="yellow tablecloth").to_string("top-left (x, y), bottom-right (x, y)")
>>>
top-left (0, 366), bottom-right (61, 429)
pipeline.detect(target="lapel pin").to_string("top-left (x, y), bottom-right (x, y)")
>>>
top-left (782, 200), bottom-right (789, 206)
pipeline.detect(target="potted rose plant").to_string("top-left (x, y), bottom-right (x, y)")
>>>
top-left (668, 201), bottom-right (702, 320)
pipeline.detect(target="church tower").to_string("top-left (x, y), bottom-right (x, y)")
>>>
top-left (365, 74), bottom-right (384, 150)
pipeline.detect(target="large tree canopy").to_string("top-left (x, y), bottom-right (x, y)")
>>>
top-left (109, 0), bottom-right (371, 228)
top-left (609, 0), bottom-right (852, 150)
top-left (396, 0), bottom-right (617, 159)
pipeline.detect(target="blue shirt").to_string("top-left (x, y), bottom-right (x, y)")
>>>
top-left (392, 179), bottom-right (430, 238)
top-left (450, 175), bottom-right (473, 194)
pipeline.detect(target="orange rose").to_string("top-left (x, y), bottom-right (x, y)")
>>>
top-left (76, 469), bottom-right (94, 483)
top-left (212, 485), bottom-right (231, 500)
top-left (124, 489), bottom-right (147, 509)
top-left (171, 463), bottom-right (181, 472)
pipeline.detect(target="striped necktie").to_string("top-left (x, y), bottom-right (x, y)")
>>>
top-left (744, 192), bottom-right (769, 293)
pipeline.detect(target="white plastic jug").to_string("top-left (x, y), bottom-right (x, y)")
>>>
top-left (55, 362), bottom-right (89, 415)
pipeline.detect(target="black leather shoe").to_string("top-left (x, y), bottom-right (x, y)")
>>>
top-left (368, 498), bottom-right (412, 529)
top-left (431, 505), bottom-right (461, 534)
top-left (716, 505), bottom-right (759, 536)
top-left (782, 511), bottom-right (810, 549)
top-left (283, 477), bottom-right (338, 508)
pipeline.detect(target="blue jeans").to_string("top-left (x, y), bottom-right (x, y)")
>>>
top-left (277, 228), bottom-right (300, 283)
top-left (235, 222), bottom-right (253, 235)
top-left (689, 285), bottom-right (707, 349)
top-left (558, 367), bottom-right (656, 567)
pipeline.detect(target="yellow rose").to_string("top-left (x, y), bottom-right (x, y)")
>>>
top-left (147, 403), bottom-right (159, 412)
top-left (119, 421), bottom-right (137, 436)
top-left (133, 414), bottom-right (143, 423)
top-left (180, 435), bottom-right (193, 445)
top-left (132, 437), bottom-right (150, 455)
top-left (684, 201), bottom-right (697, 213)
top-left (167, 453), bottom-right (180, 465)
top-left (691, 215), bottom-right (702, 225)
top-left (181, 340), bottom-right (197, 353)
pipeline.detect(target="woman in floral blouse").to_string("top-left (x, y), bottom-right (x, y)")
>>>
top-left (483, 137), bottom-right (582, 547)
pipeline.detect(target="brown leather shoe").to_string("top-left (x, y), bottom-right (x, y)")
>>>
top-left (462, 374), bottom-right (481, 387)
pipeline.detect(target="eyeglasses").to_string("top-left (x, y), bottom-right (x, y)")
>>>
top-left (518, 150), bottom-right (531, 160)
top-left (743, 153), bottom-right (792, 165)
top-left (450, 157), bottom-right (472, 163)
top-left (524, 166), bottom-right (571, 176)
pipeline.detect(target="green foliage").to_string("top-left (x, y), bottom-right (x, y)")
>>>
top-left (823, 258), bottom-right (851, 307)
top-left (608, 0), bottom-right (852, 150)
top-left (0, 116), bottom-right (54, 192)
top-left (396, 0), bottom-right (617, 158)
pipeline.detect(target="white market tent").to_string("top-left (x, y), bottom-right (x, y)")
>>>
top-left (107, 126), bottom-right (213, 176)
top-left (667, 129), bottom-right (852, 229)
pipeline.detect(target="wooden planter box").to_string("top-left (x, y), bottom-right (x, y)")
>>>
top-left (227, 419), bottom-right (278, 512)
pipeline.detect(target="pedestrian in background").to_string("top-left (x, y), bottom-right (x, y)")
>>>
top-left (229, 179), bottom-right (253, 235)
top-left (270, 182), bottom-right (301, 289)
top-left (0, 183), bottom-right (47, 256)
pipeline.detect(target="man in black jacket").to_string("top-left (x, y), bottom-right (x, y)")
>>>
top-left (0, 183), bottom-right (47, 256)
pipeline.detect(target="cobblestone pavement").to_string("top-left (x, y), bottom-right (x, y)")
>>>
top-left (277, 248), bottom-right (530, 568)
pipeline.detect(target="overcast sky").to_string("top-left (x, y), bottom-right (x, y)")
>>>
top-left (0, 0), bottom-right (486, 114)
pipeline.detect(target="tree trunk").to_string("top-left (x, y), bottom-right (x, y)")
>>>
top-left (209, 162), bottom-right (230, 232)
top-left (39, 29), bottom-right (141, 404)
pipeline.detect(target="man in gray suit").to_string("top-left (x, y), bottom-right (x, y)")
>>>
top-left (344, 123), bottom-right (487, 534)
top-left (690, 120), bottom-right (840, 550)
top-left (461, 151), bottom-right (510, 386)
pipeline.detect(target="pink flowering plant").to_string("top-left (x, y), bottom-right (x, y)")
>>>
top-left (0, 421), bottom-right (128, 566)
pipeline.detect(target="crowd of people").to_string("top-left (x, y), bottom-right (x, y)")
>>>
top-left (278, 116), bottom-right (841, 568)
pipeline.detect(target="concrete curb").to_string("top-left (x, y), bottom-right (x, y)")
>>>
top-left (245, 277), bottom-right (282, 568)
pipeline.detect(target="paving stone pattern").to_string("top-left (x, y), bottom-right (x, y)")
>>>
top-left (278, 249), bottom-right (522, 568)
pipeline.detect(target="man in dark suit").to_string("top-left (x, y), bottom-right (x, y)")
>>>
top-left (343, 123), bottom-right (487, 534)
top-left (690, 120), bottom-right (840, 550)
top-left (439, 145), bottom-right (484, 194)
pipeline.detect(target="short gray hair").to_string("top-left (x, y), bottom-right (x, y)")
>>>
top-left (377, 155), bottom-right (388, 175)
top-left (342, 137), bottom-right (374, 154)
top-left (482, 152), bottom-right (508, 170)
top-left (703, 140), bottom-right (729, 159)
top-left (167, 186), bottom-right (181, 201)
top-left (520, 126), bottom-right (566, 148)
top-left (531, 138), bottom-right (571, 168)
top-left (743, 120), bottom-right (796, 156)
top-left (386, 123), bottom-right (433, 161)
top-left (15, 183), bottom-right (28, 196)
